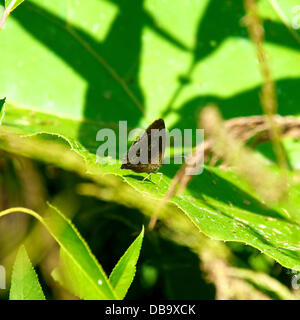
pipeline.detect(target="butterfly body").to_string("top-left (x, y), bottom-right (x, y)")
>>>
top-left (121, 119), bottom-right (166, 176)
top-left (121, 162), bottom-right (161, 174)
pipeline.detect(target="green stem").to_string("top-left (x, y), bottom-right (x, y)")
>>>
top-left (0, 0), bottom-right (17, 30)
top-left (0, 207), bottom-right (43, 223)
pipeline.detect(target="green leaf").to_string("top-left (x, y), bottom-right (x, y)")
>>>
top-left (1, 0), bottom-right (300, 271)
top-left (5, 0), bottom-right (25, 12)
top-left (43, 204), bottom-right (117, 300)
top-left (9, 245), bottom-right (45, 300)
top-left (51, 248), bottom-right (112, 300)
top-left (109, 227), bottom-right (144, 299)
top-left (0, 204), bottom-right (118, 300)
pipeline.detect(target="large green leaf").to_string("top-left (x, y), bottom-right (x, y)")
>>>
top-left (1, 0), bottom-right (300, 271)
top-left (9, 245), bottom-right (45, 300)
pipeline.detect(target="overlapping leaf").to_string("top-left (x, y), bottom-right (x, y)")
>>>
top-left (0, 0), bottom-right (300, 270)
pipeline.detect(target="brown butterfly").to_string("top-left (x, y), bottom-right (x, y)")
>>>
top-left (121, 119), bottom-right (166, 182)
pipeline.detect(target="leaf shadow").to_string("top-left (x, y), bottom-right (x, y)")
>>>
top-left (122, 174), bottom-right (156, 185)
top-left (185, 167), bottom-right (293, 221)
top-left (12, 0), bottom-right (187, 154)
top-left (168, 77), bottom-right (300, 132)
top-left (207, 201), bottom-right (300, 263)
top-left (11, 0), bottom-right (300, 156)
top-left (161, 0), bottom-right (300, 119)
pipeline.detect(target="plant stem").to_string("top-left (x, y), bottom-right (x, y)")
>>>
top-left (0, 0), bottom-right (17, 30)
top-left (0, 207), bottom-right (43, 223)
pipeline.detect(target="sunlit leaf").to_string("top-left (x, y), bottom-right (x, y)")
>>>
top-left (9, 245), bottom-right (45, 300)
top-left (0, 0), bottom-right (300, 271)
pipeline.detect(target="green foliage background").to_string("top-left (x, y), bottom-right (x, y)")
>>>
top-left (0, 0), bottom-right (300, 299)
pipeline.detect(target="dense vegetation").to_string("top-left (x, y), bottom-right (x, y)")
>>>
top-left (0, 0), bottom-right (300, 300)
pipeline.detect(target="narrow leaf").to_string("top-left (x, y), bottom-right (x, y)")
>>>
top-left (44, 204), bottom-right (117, 300)
top-left (9, 245), bottom-right (45, 300)
top-left (0, 205), bottom-right (118, 300)
top-left (109, 227), bottom-right (144, 299)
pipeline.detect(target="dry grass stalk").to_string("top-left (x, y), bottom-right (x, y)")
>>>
top-left (243, 0), bottom-right (287, 171)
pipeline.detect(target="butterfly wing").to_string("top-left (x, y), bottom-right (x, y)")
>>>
top-left (146, 119), bottom-right (165, 166)
top-left (121, 119), bottom-right (165, 172)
